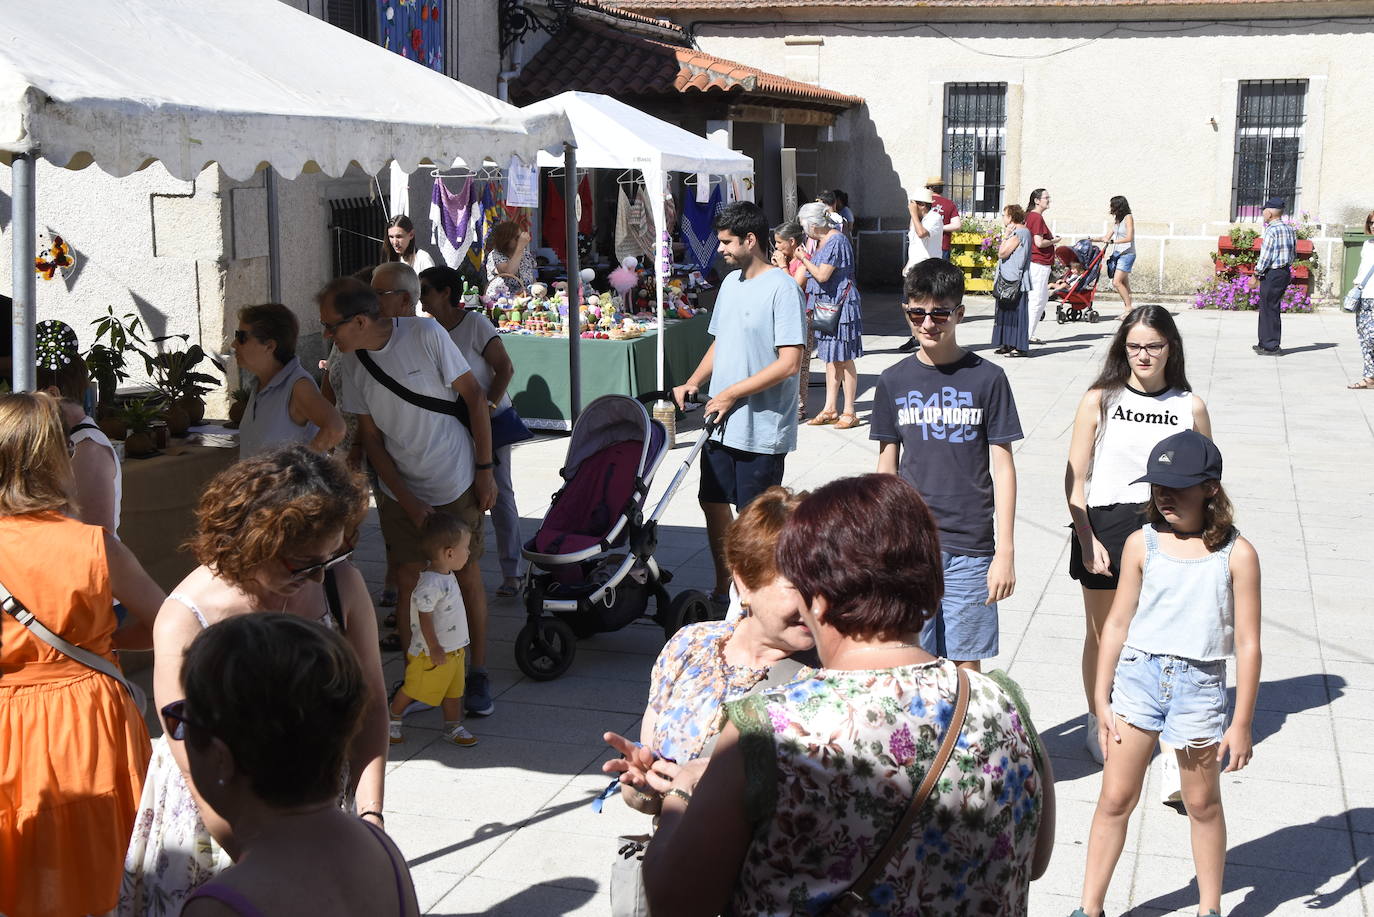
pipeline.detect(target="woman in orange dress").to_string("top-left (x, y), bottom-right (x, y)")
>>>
top-left (0, 392), bottom-right (165, 917)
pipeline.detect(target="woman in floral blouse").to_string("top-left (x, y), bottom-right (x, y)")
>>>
top-left (602, 487), bottom-right (815, 815)
top-left (639, 474), bottom-right (1056, 917)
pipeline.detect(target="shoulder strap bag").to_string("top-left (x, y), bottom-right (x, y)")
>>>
top-left (0, 576), bottom-right (138, 702)
top-left (1343, 259), bottom-right (1374, 313)
top-left (821, 666), bottom-right (970, 917)
top-left (355, 349), bottom-right (532, 449)
top-left (810, 278), bottom-right (852, 338)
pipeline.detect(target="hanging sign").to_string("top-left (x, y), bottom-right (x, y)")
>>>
top-left (505, 156), bottom-right (539, 209)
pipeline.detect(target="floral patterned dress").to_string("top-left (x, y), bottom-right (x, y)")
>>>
top-left (646, 619), bottom-right (774, 762)
top-left (725, 659), bottom-right (1042, 916)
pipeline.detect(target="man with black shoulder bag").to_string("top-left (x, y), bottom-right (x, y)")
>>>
top-left (318, 275), bottom-right (500, 718)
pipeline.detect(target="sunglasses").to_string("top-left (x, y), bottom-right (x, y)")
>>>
top-left (903, 307), bottom-right (955, 324)
top-left (1124, 342), bottom-right (1168, 356)
top-left (282, 546), bottom-right (354, 580)
top-left (161, 699), bottom-right (206, 742)
top-left (232, 329), bottom-right (255, 345)
top-left (320, 315), bottom-right (356, 335)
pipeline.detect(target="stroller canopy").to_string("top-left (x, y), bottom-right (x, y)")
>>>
top-left (561, 395), bottom-right (662, 482)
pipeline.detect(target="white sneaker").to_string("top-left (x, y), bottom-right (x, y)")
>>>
top-left (1159, 752), bottom-right (1182, 805)
top-left (388, 718), bottom-right (404, 745)
top-left (1085, 713), bottom-right (1104, 764)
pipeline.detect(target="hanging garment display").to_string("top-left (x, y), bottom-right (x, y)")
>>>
top-left (430, 176), bottom-right (475, 269)
top-left (614, 186), bottom-right (638, 263)
top-left (624, 182), bottom-right (656, 261)
top-left (680, 185), bottom-right (722, 274)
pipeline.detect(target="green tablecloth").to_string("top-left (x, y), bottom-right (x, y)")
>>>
top-left (504, 314), bottom-right (712, 430)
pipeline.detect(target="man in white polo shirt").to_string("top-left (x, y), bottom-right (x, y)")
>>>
top-left (319, 277), bottom-right (499, 717)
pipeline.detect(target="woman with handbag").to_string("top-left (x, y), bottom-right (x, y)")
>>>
top-left (1346, 210), bottom-right (1374, 390)
top-left (638, 475), bottom-right (1055, 917)
top-left (992, 204), bottom-right (1033, 356)
top-left (421, 265), bottom-right (528, 596)
top-left (1090, 196), bottom-right (1136, 317)
top-left (797, 202), bottom-right (864, 430)
top-left (0, 392), bottom-right (165, 917)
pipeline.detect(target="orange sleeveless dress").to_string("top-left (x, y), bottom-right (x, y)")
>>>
top-left (0, 513), bottom-right (152, 916)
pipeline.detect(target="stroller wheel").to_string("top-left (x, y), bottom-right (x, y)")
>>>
top-left (1056, 307), bottom-right (1067, 325)
top-left (514, 618), bottom-right (577, 681)
top-left (1088, 310), bottom-right (1100, 323)
top-left (663, 590), bottom-right (715, 640)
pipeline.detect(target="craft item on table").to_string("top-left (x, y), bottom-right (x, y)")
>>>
top-left (658, 229), bottom-right (673, 278)
top-left (609, 257), bottom-right (639, 299)
top-left (680, 185), bottom-right (723, 274)
top-left (530, 282), bottom-right (548, 303)
top-left (430, 176), bottom-right (475, 269)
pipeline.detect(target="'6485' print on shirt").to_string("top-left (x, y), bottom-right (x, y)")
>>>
top-left (895, 386), bottom-right (985, 441)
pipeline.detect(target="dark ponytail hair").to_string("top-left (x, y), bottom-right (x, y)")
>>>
top-left (1027, 188), bottom-right (1047, 210)
top-left (381, 215), bottom-right (417, 263)
top-left (1110, 195), bottom-right (1132, 222)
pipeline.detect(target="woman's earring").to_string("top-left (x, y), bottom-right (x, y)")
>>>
top-left (739, 601), bottom-right (751, 615)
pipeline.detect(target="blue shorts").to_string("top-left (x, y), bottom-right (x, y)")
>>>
top-left (1113, 250), bottom-right (1136, 273)
top-left (919, 552), bottom-right (998, 662)
top-left (698, 440), bottom-right (786, 510)
top-left (1111, 648), bottom-right (1227, 748)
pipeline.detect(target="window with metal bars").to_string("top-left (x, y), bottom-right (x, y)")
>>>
top-left (325, 0), bottom-right (376, 43)
top-left (1232, 79), bottom-right (1306, 221)
top-left (328, 197), bottom-right (390, 280)
top-left (942, 83), bottom-right (1007, 218)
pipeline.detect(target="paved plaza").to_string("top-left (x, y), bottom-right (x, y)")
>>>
top-left (180, 297), bottom-right (1374, 915)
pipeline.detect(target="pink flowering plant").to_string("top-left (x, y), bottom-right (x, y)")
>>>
top-left (1192, 274), bottom-right (1313, 313)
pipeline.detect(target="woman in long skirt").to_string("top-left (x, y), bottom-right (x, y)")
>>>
top-left (992, 204), bottom-right (1032, 357)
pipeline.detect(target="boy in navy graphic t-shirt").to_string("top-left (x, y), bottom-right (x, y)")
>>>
top-left (871, 260), bottom-right (1023, 669)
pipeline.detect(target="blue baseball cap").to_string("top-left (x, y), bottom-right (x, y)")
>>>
top-left (1263, 197), bottom-right (1286, 211)
top-left (1132, 430), bottom-right (1223, 489)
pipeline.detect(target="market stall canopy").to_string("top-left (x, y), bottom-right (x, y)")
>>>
top-left (0, 0), bottom-right (574, 181)
top-left (523, 91), bottom-right (752, 176)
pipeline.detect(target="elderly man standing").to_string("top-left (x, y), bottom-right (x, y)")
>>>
top-left (319, 277), bottom-right (500, 718)
top-left (672, 201), bottom-right (806, 608)
top-left (372, 261), bottom-right (422, 318)
top-left (1254, 197), bottom-right (1295, 356)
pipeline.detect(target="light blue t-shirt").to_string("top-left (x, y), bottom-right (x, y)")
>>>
top-left (706, 266), bottom-right (807, 455)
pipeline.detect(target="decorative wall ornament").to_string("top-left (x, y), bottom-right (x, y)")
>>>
top-left (499, 0), bottom-right (573, 53)
top-left (34, 233), bottom-right (75, 281)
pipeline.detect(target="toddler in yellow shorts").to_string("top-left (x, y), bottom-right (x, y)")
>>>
top-left (389, 512), bottom-right (476, 747)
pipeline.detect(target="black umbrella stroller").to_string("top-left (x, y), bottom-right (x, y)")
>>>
top-left (513, 394), bottom-right (719, 680)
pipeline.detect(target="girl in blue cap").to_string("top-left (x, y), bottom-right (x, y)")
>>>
top-left (1071, 429), bottom-right (1262, 917)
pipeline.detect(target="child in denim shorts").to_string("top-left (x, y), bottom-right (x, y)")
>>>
top-left (1072, 430), bottom-right (1261, 917)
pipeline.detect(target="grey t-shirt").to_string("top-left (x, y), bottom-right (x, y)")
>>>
top-left (869, 351), bottom-right (1023, 556)
top-left (707, 266), bottom-right (807, 455)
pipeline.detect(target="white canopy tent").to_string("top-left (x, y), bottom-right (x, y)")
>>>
top-left (0, 0), bottom-right (578, 401)
top-left (521, 91), bottom-right (754, 393)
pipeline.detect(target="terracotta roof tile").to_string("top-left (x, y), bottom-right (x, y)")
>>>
top-left (511, 19), bottom-right (863, 110)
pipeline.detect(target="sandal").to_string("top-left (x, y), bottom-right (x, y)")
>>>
top-left (383, 612), bottom-right (397, 628)
top-left (495, 579), bottom-right (520, 598)
top-left (1348, 378), bottom-right (1374, 390)
top-left (806, 410), bottom-right (839, 426)
top-left (834, 413), bottom-right (861, 430)
top-left (378, 633), bottom-right (404, 653)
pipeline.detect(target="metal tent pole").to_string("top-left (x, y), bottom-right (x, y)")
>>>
top-left (10, 152), bottom-right (37, 392)
top-left (563, 142), bottom-right (581, 424)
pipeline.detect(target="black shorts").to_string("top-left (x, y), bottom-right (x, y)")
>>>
top-left (698, 440), bottom-right (786, 510)
top-left (1069, 502), bottom-right (1148, 591)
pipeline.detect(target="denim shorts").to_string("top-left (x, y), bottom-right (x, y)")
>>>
top-left (919, 552), bottom-right (998, 662)
top-left (1111, 647), bottom-right (1228, 748)
top-left (1113, 250), bottom-right (1137, 273)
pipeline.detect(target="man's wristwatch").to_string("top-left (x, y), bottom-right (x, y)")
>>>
top-left (476, 461), bottom-right (495, 470)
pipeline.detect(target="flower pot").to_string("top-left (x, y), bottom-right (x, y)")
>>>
top-left (176, 395), bottom-right (206, 425)
top-left (125, 431), bottom-right (156, 457)
top-left (965, 277), bottom-right (994, 292)
top-left (98, 416), bottom-right (129, 441)
top-left (227, 401), bottom-right (246, 427)
top-left (950, 232), bottom-right (984, 246)
top-left (164, 403), bottom-right (191, 437)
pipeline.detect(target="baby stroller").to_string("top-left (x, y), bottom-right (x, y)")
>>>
top-left (1053, 239), bottom-right (1107, 324)
top-left (513, 394), bottom-right (717, 680)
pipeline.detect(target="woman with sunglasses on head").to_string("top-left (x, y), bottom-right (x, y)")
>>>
top-left (1065, 306), bottom-right (1211, 783)
top-left (0, 393), bottom-right (165, 917)
top-left (232, 304), bottom-right (345, 458)
top-left (120, 446), bottom-right (387, 914)
top-left (171, 614), bottom-right (419, 917)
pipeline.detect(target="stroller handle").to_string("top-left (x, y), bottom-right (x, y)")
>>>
top-left (641, 389), bottom-right (726, 431)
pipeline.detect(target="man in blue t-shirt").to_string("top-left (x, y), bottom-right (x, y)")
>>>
top-left (870, 259), bottom-right (1023, 670)
top-left (674, 202), bottom-right (807, 603)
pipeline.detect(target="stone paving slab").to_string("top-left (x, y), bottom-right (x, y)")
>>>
top-left (141, 297), bottom-right (1374, 915)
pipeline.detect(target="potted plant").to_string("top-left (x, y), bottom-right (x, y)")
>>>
top-left (226, 387), bottom-right (251, 428)
top-left (145, 335), bottom-right (224, 435)
top-left (84, 307), bottom-right (150, 423)
top-left (119, 398), bottom-right (161, 458)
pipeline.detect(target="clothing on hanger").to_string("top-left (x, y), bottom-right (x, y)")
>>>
top-left (681, 185), bottom-right (723, 274)
top-left (430, 177), bottom-right (475, 269)
top-left (614, 186), bottom-right (637, 263)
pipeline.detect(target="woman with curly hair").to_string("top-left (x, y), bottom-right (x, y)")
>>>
top-left (119, 446), bottom-right (388, 914)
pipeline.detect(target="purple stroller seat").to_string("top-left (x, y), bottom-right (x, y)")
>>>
top-left (532, 440), bottom-right (643, 557)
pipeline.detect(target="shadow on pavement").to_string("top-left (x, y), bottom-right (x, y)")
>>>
top-left (429, 877), bottom-right (599, 916)
top-left (1131, 809), bottom-right (1372, 916)
top-left (406, 795), bottom-right (592, 870)
top-left (1276, 342), bottom-right (1338, 355)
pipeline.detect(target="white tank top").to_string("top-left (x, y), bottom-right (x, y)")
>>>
top-left (1125, 525), bottom-right (1236, 661)
top-left (70, 415), bottom-right (122, 536)
top-left (1086, 385), bottom-right (1194, 507)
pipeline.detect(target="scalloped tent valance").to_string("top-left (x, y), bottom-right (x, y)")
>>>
top-left (0, 0), bottom-right (573, 180)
